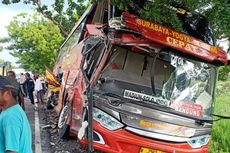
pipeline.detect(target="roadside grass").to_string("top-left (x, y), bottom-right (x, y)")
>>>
top-left (209, 80), bottom-right (230, 153)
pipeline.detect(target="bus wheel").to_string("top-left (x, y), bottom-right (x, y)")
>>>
top-left (58, 104), bottom-right (70, 139)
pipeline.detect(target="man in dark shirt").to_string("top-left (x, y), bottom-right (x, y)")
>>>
top-left (24, 73), bottom-right (35, 104)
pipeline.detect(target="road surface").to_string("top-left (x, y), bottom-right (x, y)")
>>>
top-left (25, 98), bottom-right (88, 153)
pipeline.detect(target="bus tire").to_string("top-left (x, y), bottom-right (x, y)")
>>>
top-left (58, 104), bottom-right (70, 139)
top-left (59, 124), bottom-right (70, 139)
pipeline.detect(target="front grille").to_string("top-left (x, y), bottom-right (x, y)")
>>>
top-left (121, 114), bottom-right (196, 138)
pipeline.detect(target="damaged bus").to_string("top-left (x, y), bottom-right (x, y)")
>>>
top-left (55, 1), bottom-right (230, 153)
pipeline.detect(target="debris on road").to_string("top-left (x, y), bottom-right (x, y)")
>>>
top-left (41, 107), bottom-right (88, 153)
top-left (42, 125), bottom-right (52, 129)
top-left (50, 142), bottom-right (55, 146)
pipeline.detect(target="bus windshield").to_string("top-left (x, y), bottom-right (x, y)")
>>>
top-left (99, 46), bottom-right (216, 120)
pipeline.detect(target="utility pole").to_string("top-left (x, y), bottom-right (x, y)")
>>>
top-left (0, 61), bottom-right (10, 76)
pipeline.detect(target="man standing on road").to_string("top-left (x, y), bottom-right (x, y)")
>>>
top-left (24, 73), bottom-right (35, 104)
top-left (0, 76), bottom-right (32, 153)
top-left (19, 73), bottom-right (26, 96)
top-left (7, 71), bottom-right (25, 110)
top-left (34, 75), bottom-right (44, 103)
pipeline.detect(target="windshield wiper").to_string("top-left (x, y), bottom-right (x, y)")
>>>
top-left (195, 118), bottom-right (214, 125)
top-left (211, 114), bottom-right (230, 121)
top-left (194, 114), bottom-right (230, 125)
top-left (101, 92), bottom-right (174, 110)
top-left (100, 92), bottom-right (132, 106)
top-left (103, 92), bottom-right (122, 99)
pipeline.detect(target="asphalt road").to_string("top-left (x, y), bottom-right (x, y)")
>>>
top-left (25, 97), bottom-right (88, 153)
top-left (25, 98), bottom-right (52, 153)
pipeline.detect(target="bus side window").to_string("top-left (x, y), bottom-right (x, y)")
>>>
top-left (57, 17), bottom-right (87, 63)
top-left (84, 44), bottom-right (105, 79)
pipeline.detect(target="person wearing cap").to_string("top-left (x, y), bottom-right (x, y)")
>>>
top-left (0, 76), bottom-right (32, 153)
top-left (7, 71), bottom-right (25, 110)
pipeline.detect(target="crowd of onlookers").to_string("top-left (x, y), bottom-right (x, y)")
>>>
top-left (0, 65), bottom-right (63, 152)
top-left (0, 70), bottom-right (50, 153)
top-left (6, 71), bottom-right (47, 110)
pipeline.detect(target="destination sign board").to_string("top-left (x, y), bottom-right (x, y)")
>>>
top-left (122, 12), bottom-right (227, 64)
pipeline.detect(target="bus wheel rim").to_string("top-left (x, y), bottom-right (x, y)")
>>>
top-left (58, 105), bottom-right (69, 128)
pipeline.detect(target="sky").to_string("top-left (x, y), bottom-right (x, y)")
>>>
top-left (0, 2), bottom-right (33, 66)
top-left (0, 1), bottom-right (53, 66)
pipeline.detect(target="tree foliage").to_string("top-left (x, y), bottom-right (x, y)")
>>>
top-left (1, 0), bottom-right (89, 37)
top-left (1, 0), bottom-right (229, 77)
top-left (5, 13), bottom-right (64, 74)
top-left (1, 0), bottom-right (229, 41)
top-left (0, 38), bottom-right (9, 52)
top-left (218, 66), bottom-right (230, 81)
top-left (204, 0), bottom-right (230, 40)
top-left (112, 0), bottom-right (230, 43)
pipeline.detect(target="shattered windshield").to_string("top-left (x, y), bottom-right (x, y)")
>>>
top-left (100, 46), bottom-right (216, 119)
top-left (158, 51), bottom-right (216, 119)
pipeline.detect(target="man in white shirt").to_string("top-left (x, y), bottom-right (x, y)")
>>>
top-left (19, 73), bottom-right (26, 96)
top-left (34, 75), bottom-right (44, 103)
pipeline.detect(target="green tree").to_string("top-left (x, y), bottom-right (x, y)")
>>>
top-left (111, 0), bottom-right (230, 41)
top-left (204, 0), bottom-right (230, 41)
top-left (5, 13), bottom-right (64, 74)
top-left (0, 38), bottom-right (9, 52)
top-left (218, 66), bottom-right (230, 81)
top-left (0, 0), bottom-right (89, 73)
top-left (1, 0), bottom-right (229, 74)
top-left (1, 0), bottom-right (229, 41)
top-left (1, 0), bottom-right (89, 37)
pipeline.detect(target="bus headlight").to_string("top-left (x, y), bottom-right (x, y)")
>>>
top-left (93, 108), bottom-right (124, 131)
top-left (187, 135), bottom-right (210, 149)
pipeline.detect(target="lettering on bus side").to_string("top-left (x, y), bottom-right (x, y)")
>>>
top-left (166, 36), bottom-right (200, 53)
top-left (135, 18), bottom-right (217, 53)
top-left (136, 18), bottom-right (190, 43)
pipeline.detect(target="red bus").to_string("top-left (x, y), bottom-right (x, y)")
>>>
top-left (54, 1), bottom-right (230, 153)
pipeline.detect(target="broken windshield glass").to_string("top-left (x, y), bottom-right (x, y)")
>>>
top-left (98, 46), bottom-right (216, 120)
top-left (157, 50), bottom-right (216, 119)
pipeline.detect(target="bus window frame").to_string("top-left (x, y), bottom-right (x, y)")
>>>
top-left (57, 3), bottom-right (96, 62)
top-left (60, 3), bottom-right (96, 49)
top-left (84, 43), bottom-right (106, 80)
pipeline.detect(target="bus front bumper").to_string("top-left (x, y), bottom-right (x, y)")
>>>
top-left (80, 121), bottom-right (209, 153)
